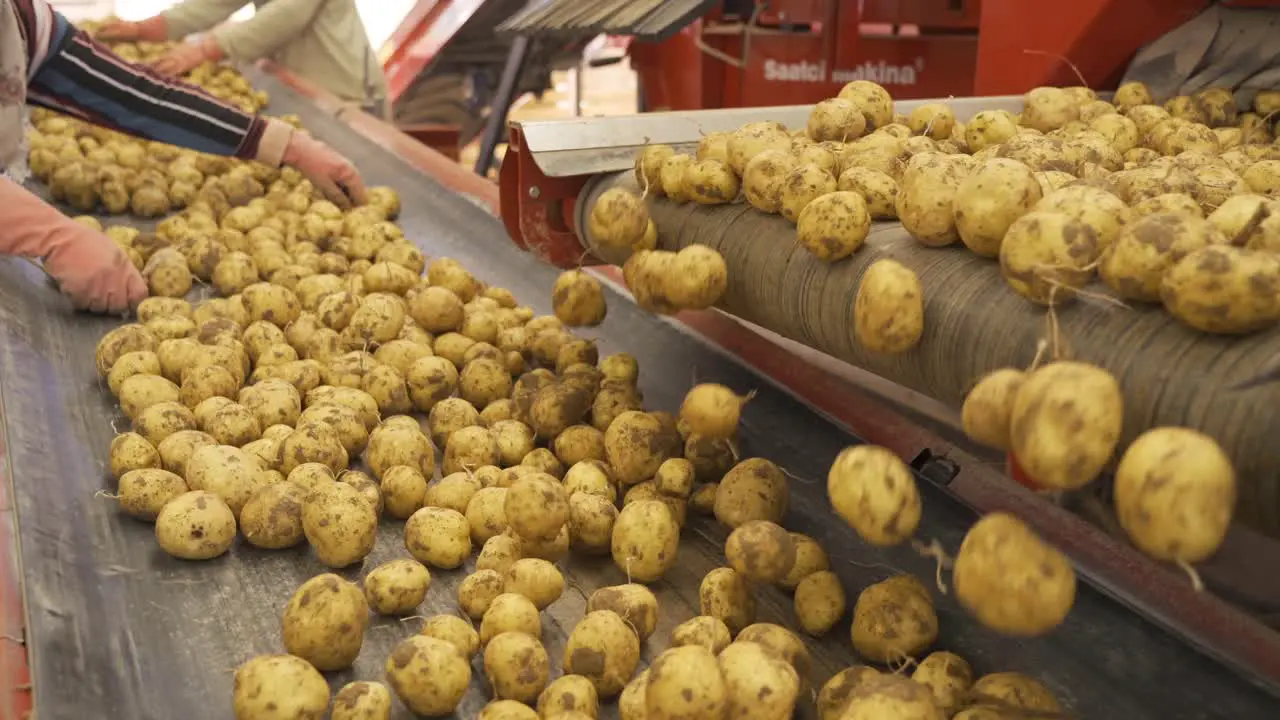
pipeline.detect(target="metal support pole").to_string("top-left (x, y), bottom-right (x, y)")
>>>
top-left (474, 35), bottom-right (531, 177)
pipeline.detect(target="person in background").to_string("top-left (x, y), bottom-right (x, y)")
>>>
top-left (1, 0), bottom-right (366, 313)
top-left (97, 0), bottom-right (389, 119)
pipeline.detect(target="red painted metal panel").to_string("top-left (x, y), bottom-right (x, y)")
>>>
top-left (381, 0), bottom-right (489, 104)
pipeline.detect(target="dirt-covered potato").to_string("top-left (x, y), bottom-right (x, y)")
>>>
top-left (568, 492), bottom-right (618, 555)
top-left (416, 615), bottom-right (479, 660)
top-left (778, 163), bottom-right (837, 223)
top-left (479, 591), bottom-right (541, 645)
top-left (118, 373), bottom-right (181, 420)
top-left (896, 154), bottom-right (965, 247)
top-left (1099, 212), bottom-right (1222, 302)
top-left (854, 258), bottom-right (924, 354)
top-left (484, 631), bottom-right (550, 703)
top-left (668, 615), bottom-right (730, 655)
top-left (968, 672), bottom-right (1062, 713)
top-left (385, 635), bottom-right (471, 716)
top-left (1009, 361), bottom-right (1122, 491)
top-left (953, 158), bottom-right (1042, 257)
top-left (502, 557), bottom-right (564, 610)
top-left (330, 680), bottom-right (392, 720)
top-left (109, 431), bottom-right (161, 480)
top-left (278, 421), bottom-right (349, 476)
top-left (238, 481), bottom-right (306, 549)
top-left (302, 481), bottom-right (377, 568)
top-left (685, 159), bottom-right (740, 205)
top-left (841, 675), bottom-right (942, 720)
top-left (910, 651), bottom-right (973, 715)
top-left (584, 583), bottom-right (658, 642)
top-left (1161, 245), bottom-right (1280, 334)
top-left (363, 558), bottom-right (431, 616)
top-left (742, 149), bottom-right (798, 213)
top-left (794, 570), bottom-right (847, 636)
top-left (107, 351), bottom-right (162, 398)
top-left (365, 421), bottom-right (434, 479)
top-left (1114, 427), bottom-right (1235, 566)
top-left (798, 189), bottom-right (873, 261)
top-left (562, 609), bottom-right (640, 699)
top-left (778, 532), bottom-right (830, 591)
top-left (661, 244), bottom-right (728, 311)
top-left (282, 573), bottom-right (369, 671)
top-left (552, 269), bottom-right (607, 327)
top-left (999, 210), bottom-right (1101, 304)
top-left (714, 458), bottom-right (788, 527)
top-left (723, 520), bottom-right (795, 583)
top-left (961, 368), bottom-right (1025, 451)
top-left (817, 666), bottom-right (882, 720)
top-left (536, 674), bottom-right (599, 718)
top-left (954, 512), bottom-right (1075, 636)
top-left (496, 471), bottom-right (568, 542)
top-left (116, 468), bottom-right (188, 522)
top-left (456, 568), bottom-right (505, 620)
top-left (850, 575), bottom-right (937, 663)
top-left (97, 324), bottom-right (158, 377)
top-left (1035, 185), bottom-right (1130, 253)
top-left (148, 485), bottom-right (229, 560)
top-left (233, 654), bottom-right (330, 720)
top-left (589, 187), bottom-right (649, 251)
top-left (184, 443), bottom-right (267, 516)
top-left (837, 166), bottom-right (898, 220)
top-left (379, 465), bottom-right (426, 519)
top-left (611, 499), bottom-right (680, 583)
top-left (465, 486), bottom-right (509, 544)
top-left (698, 567), bottom-right (755, 634)
top-left (644, 644), bottom-right (727, 719)
top-left (827, 444), bottom-right (921, 546)
top-left (718, 640), bottom-right (800, 719)
top-left (403, 506), bottom-right (472, 569)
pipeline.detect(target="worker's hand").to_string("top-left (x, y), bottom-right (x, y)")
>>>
top-left (43, 227), bottom-right (149, 314)
top-left (151, 39), bottom-right (218, 77)
top-left (282, 131), bottom-right (368, 210)
top-left (96, 16), bottom-right (168, 43)
top-left (0, 179), bottom-right (147, 314)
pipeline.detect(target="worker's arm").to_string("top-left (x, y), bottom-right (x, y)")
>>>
top-left (0, 177), bottom-right (147, 313)
top-left (95, 1), bottom-right (247, 42)
top-left (19, 0), bottom-right (291, 163)
top-left (208, 0), bottom-right (329, 62)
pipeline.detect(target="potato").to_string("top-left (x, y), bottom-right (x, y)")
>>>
top-left (660, 153), bottom-right (696, 202)
top-left (484, 631), bottom-right (550, 703)
top-left (184, 444), bottom-right (268, 517)
top-left (960, 368), bottom-right (1025, 451)
top-left (601, 410), bottom-right (668, 486)
top-left (331, 681), bottom-right (392, 720)
top-left (618, 669), bottom-right (650, 720)
top-left (302, 481), bottom-right (377, 568)
top-left (826, 444), bottom-right (921, 546)
top-left (999, 210), bottom-right (1101, 304)
top-left (239, 481), bottom-right (307, 549)
top-left (664, 244), bottom-right (728, 311)
top-left (954, 512), bottom-right (1076, 636)
top-left (793, 570), bottom-right (847, 636)
top-left (537, 674), bottom-right (599, 718)
top-left (1009, 361), bottom-right (1122, 490)
top-left (850, 575), bottom-right (937, 662)
top-left (1099, 212), bottom-right (1222, 302)
top-left (777, 532), bottom-right (830, 591)
top-left (721, 520), bottom-right (793, 584)
top-left (952, 159), bottom-right (1042, 257)
top-left (116, 468), bottom-right (188, 521)
top-left (417, 614), bottom-right (480, 660)
top-left (611, 499), bottom-right (680, 583)
top-left (968, 672), bottom-right (1061, 712)
top-left (841, 675), bottom-right (942, 720)
top-left (500, 557), bottom-right (563, 610)
top-left (567, 492), bottom-right (618, 555)
top-left (911, 651), bottom-right (973, 714)
top-left (743, 149), bottom-right (799, 213)
top-left (287, 462), bottom-right (335, 490)
top-left (588, 187), bottom-right (649, 251)
top-left (401, 505), bottom-right (471, 569)
top-left (1114, 427), bottom-right (1235, 565)
top-left (490, 472), bottom-right (570, 543)
top-left (584, 583), bottom-right (658, 642)
top-left (280, 573), bottom-right (369, 672)
top-left (385, 635), bottom-right (471, 716)
top-left (154, 489), bottom-right (236, 560)
top-left (479, 591), bottom-right (541, 645)
top-left (378, 464), bottom-right (426, 519)
top-left (454, 568), bottom-right (505, 620)
top-left (364, 558), bottom-right (431, 616)
top-left (718, 640), bottom-right (800, 719)
top-left (205, 403), bottom-right (263, 447)
top-left (669, 615), bottom-right (732, 655)
top-left (466, 486), bottom-right (510, 544)
top-left (562, 609), bottom-right (640, 698)
top-left (644, 645), bottom-right (727, 719)
top-left (699, 567), bottom-right (755, 634)
top-left (118, 373), bottom-right (181, 420)
top-left (1162, 245), bottom-right (1280, 334)
top-left (685, 159), bottom-right (740, 205)
top-left (402, 357), bottom-right (456, 414)
top-left (896, 154), bottom-right (965, 246)
top-left (109, 431), bottom-right (161, 480)
top-left (106, 351), bottom-right (162, 398)
top-left (817, 666), bottom-right (881, 720)
top-left (963, 110), bottom-right (1018, 153)
top-left (155, 428), bottom-right (214, 477)
top-left (428, 397), bottom-right (482, 449)
top-left (778, 163), bottom-right (837, 223)
top-left (365, 422), bottom-right (434, 478)
top-left (714, 458), bottom-right (788, 527)
top-left (854, 258), bottom-right (924, 354)
top-left (552, 270), bottom-right (607, 327)
top-left (232, 654), bottom-right (329, 720)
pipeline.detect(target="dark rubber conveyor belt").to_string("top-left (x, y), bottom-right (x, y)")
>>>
top-left (0, 73), bottom-right (1275, 720)
top-left (585, 172), bottom-right (1280, 537)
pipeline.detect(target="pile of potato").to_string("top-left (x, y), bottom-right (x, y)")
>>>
top-left (609, 80), bottom-right (1280, 362)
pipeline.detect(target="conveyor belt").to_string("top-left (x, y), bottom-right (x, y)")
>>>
top-left (0, 70), bottom-right (1276, 719)
top-left (583, 171), bottom-right (1280, 536)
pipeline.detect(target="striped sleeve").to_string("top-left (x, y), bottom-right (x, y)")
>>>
top-left (19, 0), bottom-right (267, 160)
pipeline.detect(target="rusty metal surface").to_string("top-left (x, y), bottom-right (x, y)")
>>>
top-left (0, 71), bottom-right (1277, 719)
